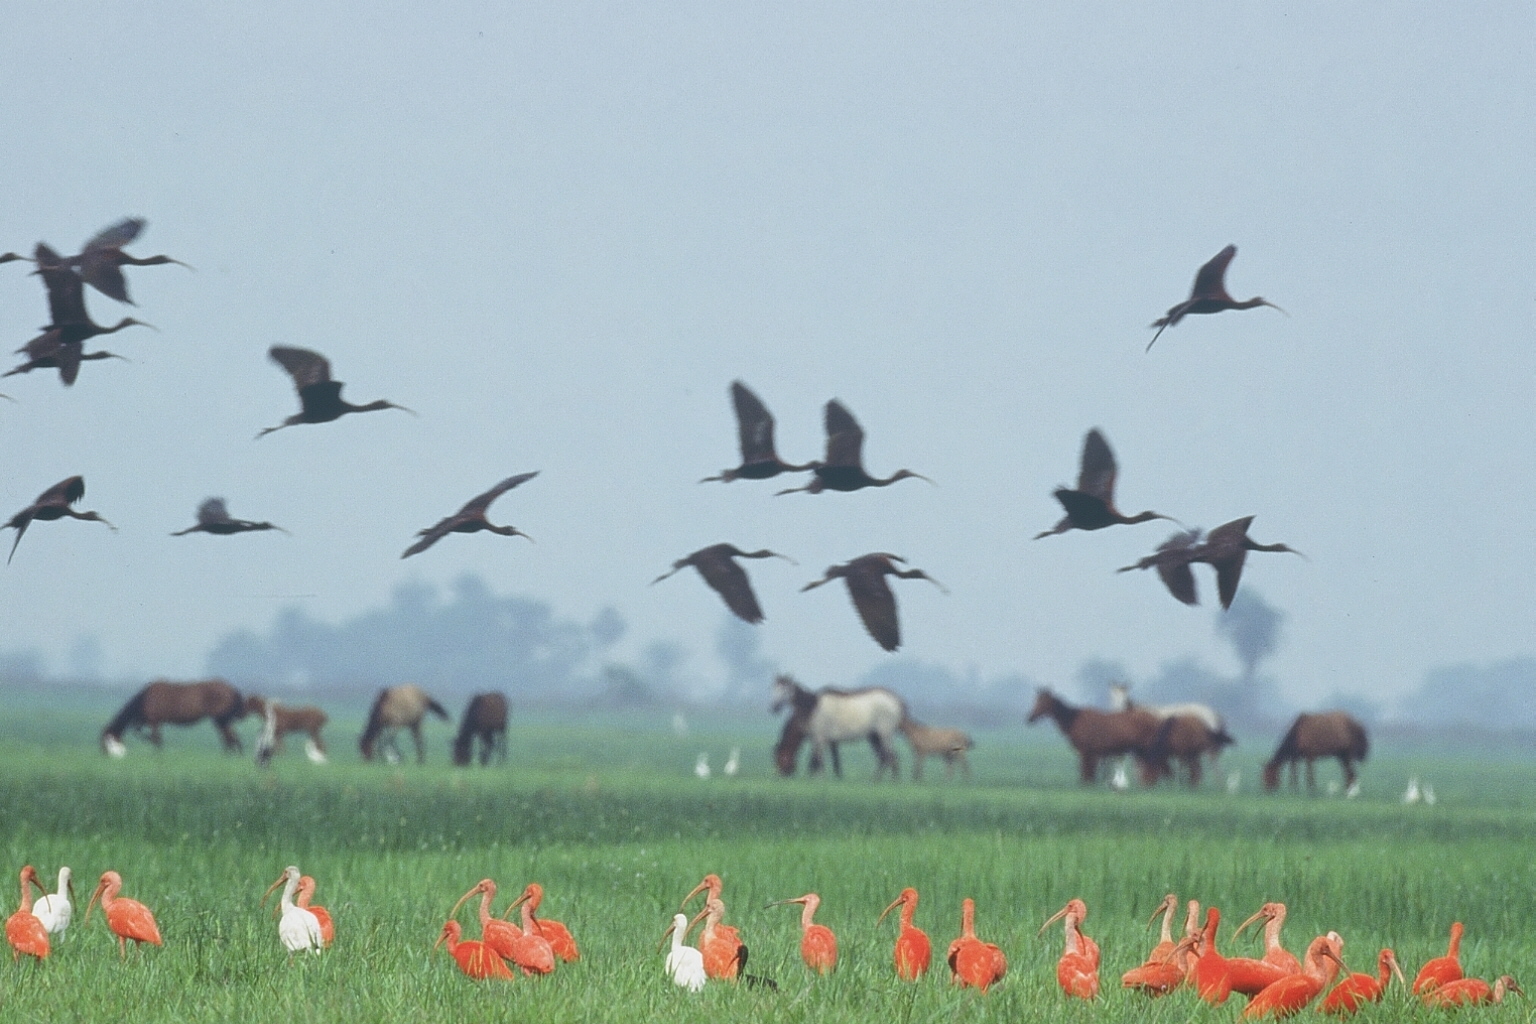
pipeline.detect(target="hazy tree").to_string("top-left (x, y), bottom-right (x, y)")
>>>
top-left (1217, 589), bottom-right (1283, 681)
top-left (590, 606), bottom-right (626, 651)
top-left (1076, 658), bottom-right (1130, 705)
top-left (714, 615), bottom-right (776, 705)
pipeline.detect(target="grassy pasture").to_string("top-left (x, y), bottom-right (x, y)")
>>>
top-left (2, 689), bottom-right (1534, 1022)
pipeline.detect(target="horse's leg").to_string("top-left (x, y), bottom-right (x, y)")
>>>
top-left (411, 723), bottom-right (426, 765)
top-left (1080, 753), bottom-right (1097, 785)
top-left (215, 714), bottom-right (242, 754)
top-left (868, 732), bottom-right (889, 782)
top-left (830, 742), bottom-right (843, 779)
top-left (808, 742), bottom-right (824, 775)
top-left (912, 752), bottom-right (924, 783)
top-left (1341, 756), bottom-right (1355, 789)
top-left (1305, 758), bottom-right (1317, 792)
top-left (1189, 755), bottom-right (1202, 788)
top-left (149, 723), bottom-right (163, 748)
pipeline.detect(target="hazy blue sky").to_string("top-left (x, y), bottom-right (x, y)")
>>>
top-left (0, 3), bottom-right (1531, 707)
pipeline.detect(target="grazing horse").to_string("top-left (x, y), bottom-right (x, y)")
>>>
top-left (898, 719), bottom-right (973, 781)
top-left (1027, 688), bottom-right (1160, 785)
top-left (1263, 711), bottom-right (1369, 792)
top-left (770, 674), bottom-right (905, 780)
top-left (101, 679), bottom-right (246, 754)
top-left (1142, 714), bottom-right (1233, 787)
top-left (243, 696), bottom-right (328, 760)
top-left (1108, 683), bottom-right (1230, 738)
top-left (452, 692), bottom-right (508, 766)
top-left (359, 684), bottom-right (449, 764)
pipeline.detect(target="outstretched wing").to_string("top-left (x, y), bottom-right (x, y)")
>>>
top-left (845, 566), bottom-right (900, 651)
top-left (401, 516), bottom-right (456, 559)
top-left (458, 472), bottom-right (539, 517)
top-left (1199, 518), bottom-right (1255, 610)
top-left (35, 244), bottom-right (89, 326)
top-left (694, 550), bottom-right (766, 624)
top-left (1203, 516), bottom-right (1255, 550)
top-left (268, 347), bottom-right (333, 391)
top-left (197, 498), bottom-right (232, 525)
top-left (731, 381), bottom-right (778, 464)
top-left (83, 218), bottom-right (146, 253)
top-left (1190, 245), bottom-right (1237, 300)
top-left (822, 400), bottom-right (864, 468)
top-left (37, 476), bottom-right (86, 508)
top-left (1076, 429), bottom-right (1117, 501)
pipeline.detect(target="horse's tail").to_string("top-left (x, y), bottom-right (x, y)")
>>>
top-left (102, 685), bottom-right (150, 747)
top-left (425, 697), bottom-right (449, 721)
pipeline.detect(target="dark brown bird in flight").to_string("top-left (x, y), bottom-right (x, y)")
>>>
top-left (1146, 245), bottom-right (1285, 351)
top-left (6, 333), bottom-right (127, 382)
top-left (700, 381), bottom-right (814, 483)
top-left (63, 218), bottom-right (190, 305)
top-left (776, 400), bottom-right (932, 495)
top-left (401, 472), bottom-right (538, 558)
top-left (14, 243), bottom-right (151, 385)
top-left (651, 543), bottom-right (796, 624)
top-left (801, 553), bottom-right (946, 652)
top-left (1035, 429), bottom-right (1176, 539)
top-left (172, 498), bottom-right (287, 537)
top-left (1119, 516), bottom-right (1302, 609)
top-left (259, 346), bottom-right (414, 438)
top-left (3, 476), bottom-right (115, 563)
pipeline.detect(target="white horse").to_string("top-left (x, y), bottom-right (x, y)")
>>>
top-left (1108, 683), bottom-right (1228, 736)
top-left (770, 674), bottom-right (905, 780)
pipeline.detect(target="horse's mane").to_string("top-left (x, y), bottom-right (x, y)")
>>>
top-left (360, 688), bottom-right (390, 745)
top-left (102, 683), bottom-right (152, 740)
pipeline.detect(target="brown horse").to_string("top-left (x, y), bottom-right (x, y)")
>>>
top-left (452, 692), bottom-right (508, 766)
top-left (773, 707), bottom-right (812, 776)
top-left (101, 678), bottom-right (247, 754)
top-left (359, 684), bottom-right (449, 764)
top-left (1026, 688), bottom-right (1161, 785)
top-left (1263, 711), bottom-right (1369, 792)
top-left (1142, 714), bottom-right (1233, 787)
top-left (244, 696), bottom-right (328, 758)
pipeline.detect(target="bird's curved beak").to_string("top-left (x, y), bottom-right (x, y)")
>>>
top-left (679, 880), bottom-right (709, 912)
top-left (685, 905), bottom-right (710, 941)
top-left (448, 885), bottom-right (481, 922)
top-left (502, 889), bottom-right (532, 920)
top-left (83, 882), bottom-right (106, 925)
top-left (1146, 898), bottom-right (1172, 930)
top-left (1232, 908), bottom-right (1271, 940)
top-left (765, 898), bottom-right (803, 910)
top-left (1388, 955), bottom-right (1406, 985)
top-left (876, 896), bottom-right (903, 926)
top-left (260, 873), bottom-right (287, 910)
top-left (656, 921), bottom-right (678, 954)
top-left (433, 928), bottom-right (448, 951)
top-left (1038, 904), bottom-right (1071, 936)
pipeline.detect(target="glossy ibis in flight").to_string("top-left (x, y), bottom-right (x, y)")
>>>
top-left (1120, 516), bottom-right (1301, 609)
top-left (62, 218), bottom-right (190, 305)
top-left (172, 498), bottom-right (287, 537)
top-left (1115, 528), bottom-right (1203, 604)
top-left (801, 553), bottom-right (946, 652)
top-left (6, 332), bottom-right (127, 384)
top-left (1035, 429), bottom-right (1176, 538)
top-left (651, 543), bottom-right (795, 624)
top-left (776, 400), bottom-right (932, 495)
top-left (3, 476), bottom-right (115, 563)
top-left (701, 381), bottom-right (813, 483)
top-left (259, 346), bottom-right (413, 438)
top-left (401, 472), bottom-right (537, 558)
top-left (16, 243), bottom-right (151, 385)
top-left (1147, 245), bottom-right (1284, 351)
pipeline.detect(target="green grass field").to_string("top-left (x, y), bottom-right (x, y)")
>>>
top-left (2, 688), bottom-right (1534, 1022)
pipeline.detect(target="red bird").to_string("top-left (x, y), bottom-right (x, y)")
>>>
top-left (680, 875), bottom-right (741, 978)
top-left (1040, 898), bottom-right (1098, 999)
top-left (435, 920), bottom-right (513, 980)
top-left (1244, 934), bottom-right (1346, 1019)
top-left (1192, 907), bottom-right (1234, 1004)
top-left (1121, 893), bottom-right (1186, 996)
top-left (449, 880), bottom-right (531, 972)
top-left (1146, 244), bottom-right (1285, 351)
top-left (1322, 947), bottom-right (1404, 1015)
top-left (1412, 921), bottom-right (1464, 994)
top-left (505, 883), bottom-right (579, 962)
top-left (878, 887), bottom-right (931, 981)
top-left (505, 887), bottom-right (556, 976)
top-left (294, 876), bottom-right (333, 947)
top-left (947, 898), bottom-right (1006, 992)
top-left (1421, 973), bottom-right (1523, 1007)
top-left (84, 870), bottom-right (162, 958)
top-left (6, 865), bottom-right (49, 962)
top-left (768, 893), bottom-right (837, 974)
top-left (1234, 902), bottom-right (1303, 973)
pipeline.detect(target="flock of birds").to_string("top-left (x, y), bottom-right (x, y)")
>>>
top-left (8, 865), bottom-right (1520, 1012)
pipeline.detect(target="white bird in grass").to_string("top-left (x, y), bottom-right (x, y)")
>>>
top-left (304, 738), bottom-right (328, 764)
top-left (33, 866), bottom-right (74, 938)
top-left (1226, 770), bottom-right (1242, 794)
top-left (1110, 763), bottom-right (1129, 791)
top-left (695, 753), bottom-right (711, 779)
top-left (660, 913), bottom-right (706, 991)
top-left (1423, 783), bottom-right (1436, 806)
top-left (1403, 776), bottom-right (1421, 805)
top-left (723, 748), bottom-right (740, 777)
top-left (104, 734), bottom-right (127, 758)
top-left (261, 865), bottom-right (323, 956)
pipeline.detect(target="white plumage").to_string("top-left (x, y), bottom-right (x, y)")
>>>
top-left (269, 865), bottom-right (323, 955)
top-left (662, 913), bottom-right (706, 991)
top-left (722, 747), bottom-right (740, 777)
top-left (694, 753), bottom-right (711, 779)
top-left (33, 866), bottom-right (72, 937)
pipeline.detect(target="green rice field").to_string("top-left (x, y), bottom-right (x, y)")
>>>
top-left (2, 687), bottom-right (1534, 1022)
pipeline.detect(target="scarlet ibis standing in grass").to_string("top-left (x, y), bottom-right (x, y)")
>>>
top-left (1191, 907), bottom-right (1234, 1004)
top-left (172, 498), bottom-right (287, 537)
top-left (435, 920), bottom-right (513, 980)
top-left (448, 879), bottom-right (524, 968)
top-left (652, 544), bottom-right (796, 624)
top-left (84, 870), bottom-right (161, 958)
top-left (32, 866), bottom-right (73, 939)
top-left (688, 896), bottom-right (747, 980)
top-left (505, 883), bottom-right (579, 962)
top-left (1040, 898), bottom-right (1098, 999)
top-left (261, 866), bottom-right (322, 956)
top-left (1228, 902), bottom-right (1302, 995)
top-left (401, 472), bottom-right (538, 559)
top-left (775, 399), bottom-right (932, 495)
top-left (4, 476), bottom-right (115, 564)
top-left (700, 380), bottom-right (814, 483)
top-left (660, 913), bottom-right (706, 991)
top-left (1146, 244), bottom-right (1285, 351)
top-left (948, 898), bottom-right (1006, 992)
top-left (1412, 921), bottom-right (1464, 994)
top-left (1322, 947), bottom-right (1404, 1015)
top-left (504, 888), bottom-right (556, 975)
top-left (878, 887), bottom-right (931, 980)
top-left (61, 218), bottom-right (190, 305)
top-left (1121, 894), bottom-right (1185, 995)
top-left (5, 866), bottom-right (49, 962)
top-left (1243, 934), bottom-right (1346, 1018)
top-left (1034, 429), bottom-right (1176, 539)
top-left (258, 346), bottom-right (413, 438)
top-left (294, 875), bottom-right (332, 947)
top-left (680, 875), bottom-right (740, 975)
top-left (1421, 973), bottom-right (1523, 1007)
top-left (768, 893), bottom-right (836, 974)
top-left (801, 552), bottom-right (946, 653)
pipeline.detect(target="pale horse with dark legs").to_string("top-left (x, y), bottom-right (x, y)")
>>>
top-left (770, 674), bottom-right (904, 780)
top-left (359, 684), bottom-right (449, 764)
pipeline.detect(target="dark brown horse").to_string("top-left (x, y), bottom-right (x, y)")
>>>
top-left (773, 707), bottom-right (812, 777)
top-left (359, 684), bottom-right (449, 764)
top-left (452, 692), bottom-right (508, 766)
top-left (1142, 713), bottom-right (1234, 788)
top-left (101, 678), bottom-right (247, 754)
top-left (244, 695), bottom-right (328, 759)
top-left (1263, 711), bottom-right (1368, 792)
top-left (1026, 688), bottom-right (1161, 785)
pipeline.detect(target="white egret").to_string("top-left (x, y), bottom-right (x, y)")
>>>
top-left (660, 913), bottom-right (706, 991)
top-left (261, 866), bottom-right (322, 956)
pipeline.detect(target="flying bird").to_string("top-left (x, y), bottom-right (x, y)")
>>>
top-left (5, 331), bottom-right (127, 383)
top-left (61, 218), bottom-right (190, 305)
top-left (776, 400), bottom-right (932, 495)
top-left (1120, 517), bottom-right (1301, 609)
top-left (651, 544), bottom-right (795, 624)
top-left (17, 243), bottom-right (151, 385)
top-left (401, 472), bottom-right (538, 558)
top-left (1147, 244), bottom-right (1285, 351)
top-left (258, 346), bottom-right (413, 438)
top-left (801, 553), bottom-right (946, 652)
top-left (1035, 429), bottom-right (1176, 538)
top-left (172, 498), bottom-right (287, 537)
top-left (1116, 528), bottom-right (1203, 604)
top-left (4, 476), bottom-right (115, 564)
top-left (701, 381), bottom-right (814, 483)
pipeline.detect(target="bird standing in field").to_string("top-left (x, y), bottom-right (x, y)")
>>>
top-left (60, 217), bottom-right (189, 305)
top-left (261, 866), bottom-right (322, 957)
top-left (679, 874), bottom-right (740, 976)
top-left (294, 875), bottom-right (332, 947)
top-left (32, 866), bottom-right (73, 940)
top-left (1412, 921), bottom-right (1464, 994)
top-left (767, 893), bottom-right (836, 974)
top-left (504, 883), bottom-right (579, 962)
top-left (1041, 898), bottom-right (1098, 999)
top-left (401, 472), bottom-right (538, 558)
top-left (948, 898), bottom-right (1007, 992)
top-left (1191, 907), bottom-right (1234, 1004)
top-left (801, 553), bottom-right (946, 652)
top-left (1146, 244), bottom-right (1285, 351)
top-left (660, 913), bottom-right (707, 991)
top-left (1226, 902), bottom-right (1302, 996)
top-left (1243, 934), bottom-right (1346, 1018)
top-left (878, 887), bottom-right (931, 981)
top-left (258, 346), bottom-right (413, 438)
top-left (1121, 894), bottom-right (1185, 995)
top-left (502, 887), bottom-right (556, 975)
top-left (1421, 973), bottom-right (1522, 1007)
top-left (1036, 428), bottom-right (1176, 539)
top-left (16, 243), bottom-right (151, 386)
top-left (700, 380), bottom-right (814, 483)
top-left (449, 879), bottom-right (524, 968)
top-left (172, 497), bottom-right (287, 537)
top-left (688, 896), bottom-right (749, 981)
top-left (6, 865), bottom-right (49, 962)
top-left (435, 920), bottom-right (513, 980)
top-left (84, 870), bottom-right (161, 958)
top-left (652, 544), bottom-right (795, 624)
top-left (775, 399), bottom-right (932, 495)
top-left (1322, 947), bottom-right (1404, 1015)
top-left (4, 476), bottom-right (115, 564)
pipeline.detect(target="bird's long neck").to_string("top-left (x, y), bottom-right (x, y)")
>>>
top-left (18, 873), bottom-right (33, 913)
top-left (281, 873), bottom-right (300, 912)
top-left (1447, 925), bottom-right (1462, 958)
top-left (101, 319), bottom-right (140, 335)
top-left (1063, 915), bottom-right (1086, 956)
top-left (1158, 904), bottom-right (1174, 944)
top-left (800, 899), bottom-right (818, 932)
top-left (1264, 913), bottom-right (1285, 952)
top-left (961, 901), bottom-right (976, 940)
top-left (478, 889), bottom-right (495, 927)
top-left (520, 900), bottom-right (538, 933)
